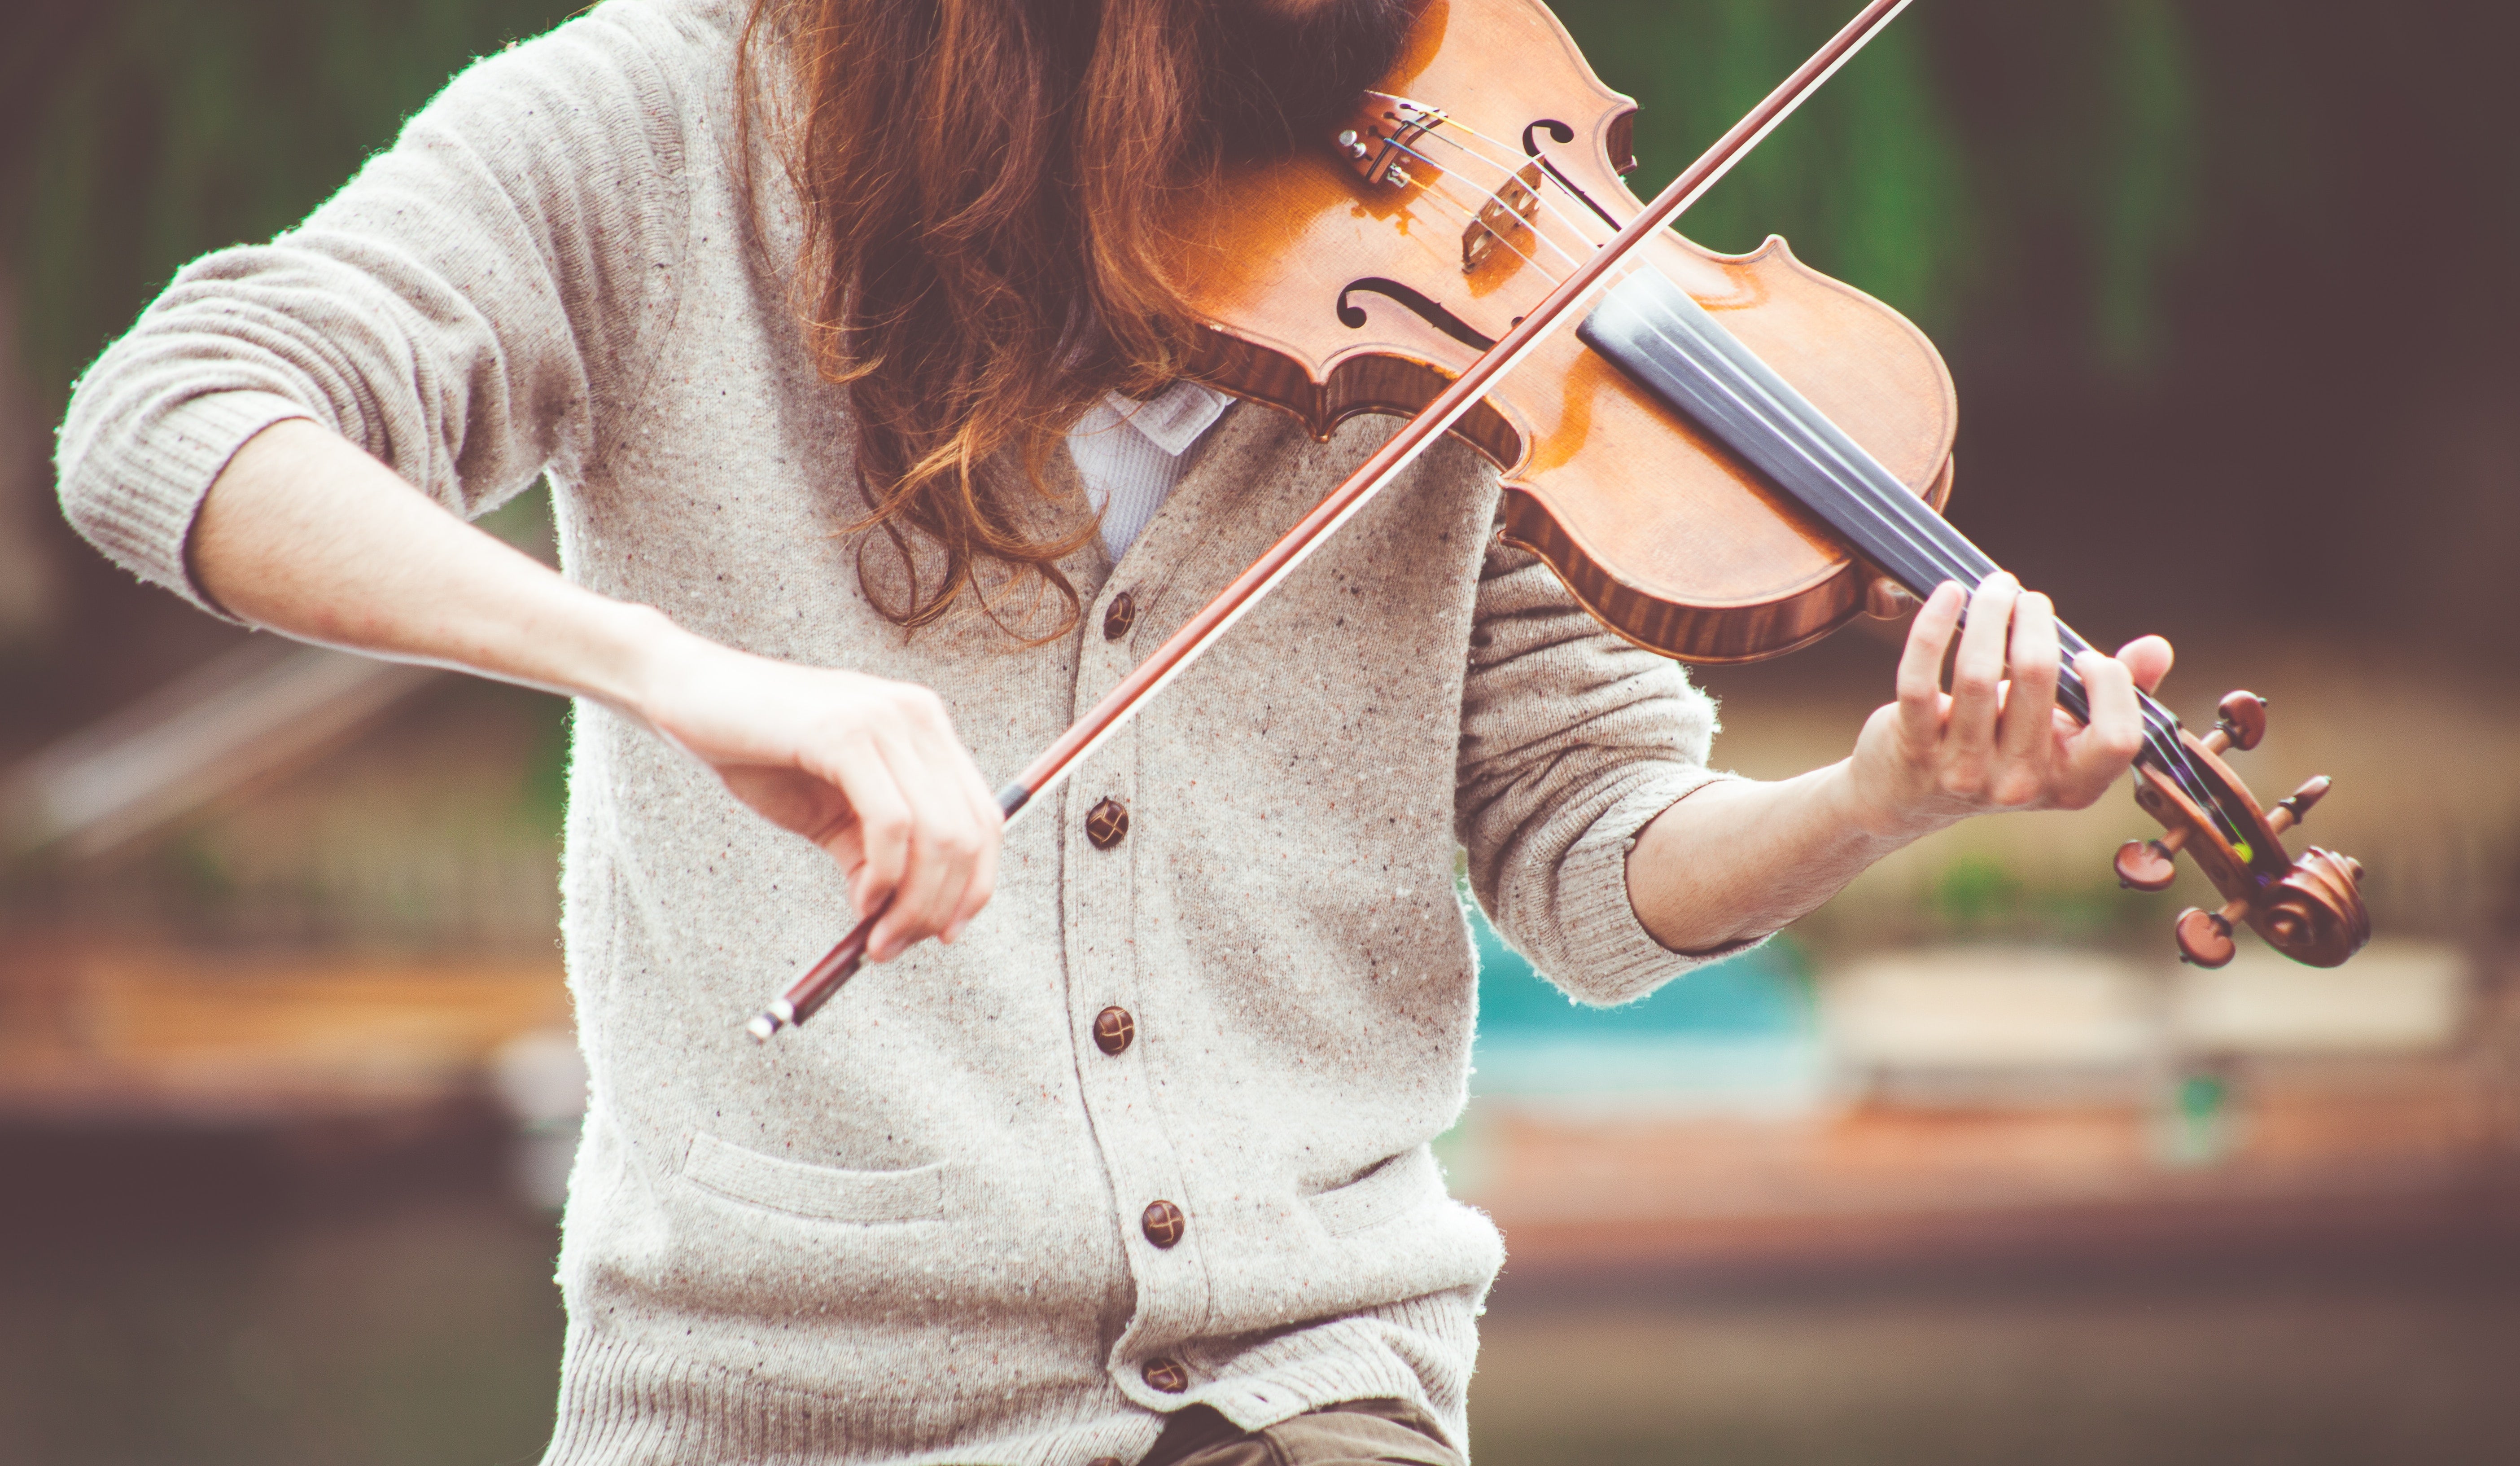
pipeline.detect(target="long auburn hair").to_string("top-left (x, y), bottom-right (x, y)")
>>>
top-left (739, 0), bottom-right (1407, 636)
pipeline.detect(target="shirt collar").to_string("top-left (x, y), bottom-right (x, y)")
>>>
top-left (1106, 380), bottom-right (1231, 458)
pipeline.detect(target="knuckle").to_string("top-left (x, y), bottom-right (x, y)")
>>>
top-left (1992, 774), bottom-right (2041, 808)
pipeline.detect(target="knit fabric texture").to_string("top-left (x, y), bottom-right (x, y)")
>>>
top-left (54, 2), bottom-right (1739, 1461)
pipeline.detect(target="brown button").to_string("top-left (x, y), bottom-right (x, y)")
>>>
top-left (1093, 1006), bottom-right (1136, 1056)
top-left (1102, 592), bottom-right (1136, 641)
top-left (1141, 1357), bottom-right (1189, 1394)
top-left (1085, 797), bottom-right (1129, 849)
top-left (1088, 1459), bottom-right (1124, 1466)
top-left (1142, 1199), bottom-right (1186, 1247)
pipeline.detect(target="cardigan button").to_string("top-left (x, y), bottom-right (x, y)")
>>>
top-left (1088, 1459), bottom-right (1124, 1466)
top-left (1142, 1199), bottom-right (1186, 1247)
top-left (1102, 592), bottom-right (1136, 640)
top-left (1141, 1357), bottom-right (1190, 1394)
top-left (1086, 797), bottom-right (1129, 849)
top-left (1093, 1006), bottom-right (1136, 1055)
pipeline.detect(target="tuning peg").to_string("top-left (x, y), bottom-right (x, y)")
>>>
top-left (2266, 775), bottom-right (2330, 836)
top-left (2201, 691), bottom-right (2267, 755)
top-left (2114, 828), bottom-right (2187, 892)
top-left (2174, 896), bottom-right (2249, 968)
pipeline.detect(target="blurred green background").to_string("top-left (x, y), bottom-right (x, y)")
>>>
top-left (4, 2), bottom-right (2519, 1464)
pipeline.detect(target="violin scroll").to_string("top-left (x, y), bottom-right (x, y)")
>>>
top-left (2110, 689), bottom-right (2370, 969)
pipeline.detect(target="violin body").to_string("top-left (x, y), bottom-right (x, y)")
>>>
top-left (1169, 0), bottom-right (2369, 971)
top-left (1171, 0), bottom-right (1955, 663)
top-left (749, 0), bottom-right (2366, 1039)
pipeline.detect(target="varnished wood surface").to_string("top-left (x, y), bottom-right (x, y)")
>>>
top-left (1170, 0), bottom-right (1958, 663)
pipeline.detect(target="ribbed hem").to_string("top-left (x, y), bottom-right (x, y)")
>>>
top-left (1551, 768), bottom-right (1763, 1005)
top-left (62, 388), bottom-right (315, 621)
top-left (1189, 1290), bottom-right (1482, 1455)
top-left (541, 1325), bottom-right (1164, 1466)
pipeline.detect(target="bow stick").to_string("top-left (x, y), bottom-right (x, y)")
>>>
top-left (747, 0), bottom-right (1916, 1040)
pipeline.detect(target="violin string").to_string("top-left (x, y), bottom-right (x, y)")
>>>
top-left (1363, 117), bottom-right (2254, 859)
top-left (1873, 534), bottom-right (2236, 840)
top-left (1406, 125), bottom-right (1617, 256)
top-left (1630, 302), bottom-right (2246, 844)
top-left (1370, 97), bottom-right (1629, 243)
top-left (1375, 135), bottom-right (1588, 275)
top-left (1866, 507), bottom-right (2246, 845)
top-left (1353, 94), bottom-right (1621, 256)
top-left (1381, 170), bottom-right (1571, 291)
top-left (1817, 473), bottom-right (2227, 824)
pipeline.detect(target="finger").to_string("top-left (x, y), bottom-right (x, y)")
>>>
top-left (931, 707), bottom-right (1003, 943)
top-left (887, 690), bottom-right (1003, 947)
top-left (943, 766), bottom-right (1002, 944)
top-left (1997, 590), bottom-right (2061, 773)
top-left (1895, 582), bottom-right (1966, 749)
top-left (2115, 634), bottom-right (2174, 696)
top-left (864, 723), bottom-right (976, 961)
top-left (804, 734), bottom-right (914, 919)
top-left (1946, 573), bottom-right (2020, 788)
top-left (2058, 649), bottom-right (2145, 805)
top-left (895, 694), bottom-right (1001, 947)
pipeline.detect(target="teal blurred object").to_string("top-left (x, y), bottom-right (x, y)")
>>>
top-left (1462, 890), bottom-right (1827, 1111)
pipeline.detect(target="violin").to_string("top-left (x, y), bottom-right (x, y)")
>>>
top-left (748, 0), bottom-right (2366, 1041)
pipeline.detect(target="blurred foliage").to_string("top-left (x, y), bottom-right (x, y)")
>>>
top-left (1563, 0), bottom-right (2203, 367)
top-left (1920, 850), bottom-right (2163, 947)
top-left (8, 0), bottom-right (2520, 672)
top-left (0, 0), bottom-right (582, 416)
top-left (1564, 0), bottom-right (1978, 339)
top-left (10, 0), bottom-right (2520, 401)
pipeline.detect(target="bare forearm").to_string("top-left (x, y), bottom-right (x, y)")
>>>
top-left (188, 419), bottom-right (1004, 956)
top-left (190, 418), bottom-right (677, 709)
top-left (1625, 763), bottom-right (1932, 954)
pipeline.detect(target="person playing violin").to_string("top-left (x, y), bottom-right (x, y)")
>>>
top-left (56, 0), bottom-right (2171, 1460)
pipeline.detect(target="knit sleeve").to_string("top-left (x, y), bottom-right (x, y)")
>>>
top-left (1453, 539), bottom-right (1752, 1006)
top-left (54, 0), bottom-right (705, 615)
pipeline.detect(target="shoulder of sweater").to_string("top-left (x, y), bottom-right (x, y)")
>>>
top-left (418, 0), bottom-right (744, 223)
top-left (468, 0), bottom-right (741, 115)
top-left (591, 0), bottom-right (748, 52)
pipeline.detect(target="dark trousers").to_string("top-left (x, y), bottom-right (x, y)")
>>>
top-left (1142, 1398), bottom-right (1461, 1466)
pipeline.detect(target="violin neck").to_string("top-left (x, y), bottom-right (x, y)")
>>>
top-left (1579, 266), bottom-right (2247, 842)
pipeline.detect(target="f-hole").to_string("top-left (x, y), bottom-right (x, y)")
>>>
top-left (1337, 278), bottom-right (1497, 352)
top-left (1521, 117), bottom-right (1621, 232)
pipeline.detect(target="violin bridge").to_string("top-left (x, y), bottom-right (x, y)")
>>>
top-left (1464, 162), bottom-right (1545, 273)
top-left (1333, 95), bottom-right (1447, 193)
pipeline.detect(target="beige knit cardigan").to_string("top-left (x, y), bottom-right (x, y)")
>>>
top-left (55, 1), bottom-right (1735, 1460)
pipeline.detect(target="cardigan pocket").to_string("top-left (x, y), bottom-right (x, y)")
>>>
top-left (680, 1130), bottom-right (950, 1225)
top-left (1305, 1146), bottom-right (1444, 1238)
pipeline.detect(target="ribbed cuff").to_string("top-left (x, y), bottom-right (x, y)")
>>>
top-left (1551, 767), bottom-right (1762, 1006)
top-left (73, 389), bottom-right (317, 621)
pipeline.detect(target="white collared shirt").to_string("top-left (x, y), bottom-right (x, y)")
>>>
top-left (1063, 379), bottom-right (1232, 560)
